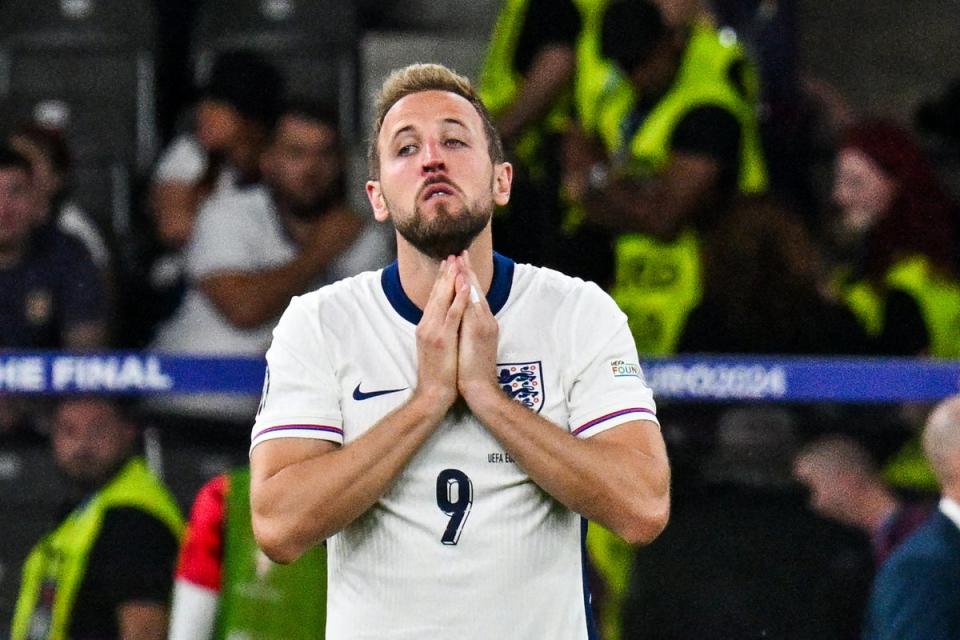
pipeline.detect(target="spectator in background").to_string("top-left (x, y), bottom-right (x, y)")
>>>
top-left (562, 0), bottom-right (767, 355)
top-left (10, 397), bottom-right (183, 640)
top-left (677, 196), bottom-right (869, 355)
top-left (793, 434), bottom-right (931, 568)
top-left (0, 145), bottom-right (107, 350)
top-left (168, 467), bottom-right (327, 640)
top-left (8, 123), bottom-right (112, 275)
top-left (150, 50), bottom-right (284, 251)
top-left (863, 396), bottom-right (960, 640)
top-left (830, 119), bottom-right (960, 359)
top-left (146, 101), bottom-right (389, 442)
top-left (829, 120), bottom-right (960, 496)
top-left (478, 0), bottom-right (584, 271)
top-left (0, 145), bottom-right (109, 443)
top-left (122, 52), bottom-right (286, 347)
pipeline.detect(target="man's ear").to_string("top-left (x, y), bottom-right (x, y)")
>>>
top-left (493, 161), bottom-right (513, 207)
top-left (366, 180), bottom-right (390, 222)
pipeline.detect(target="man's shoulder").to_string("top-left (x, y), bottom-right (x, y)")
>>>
top-left (882, 511), bottom-right (960, 577)
top-left (293, 268), bottom-right (386, 314)
top-left (513, 262), bottom-right (611, 308)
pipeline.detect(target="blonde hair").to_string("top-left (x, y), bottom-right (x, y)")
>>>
top-left (366, 63), bottom-right (504, 179)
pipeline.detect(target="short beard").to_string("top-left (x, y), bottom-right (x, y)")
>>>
top-left (393, 198), bottom-right (492, 260)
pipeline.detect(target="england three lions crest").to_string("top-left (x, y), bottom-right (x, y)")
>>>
top-left (497, 361), bottom-right (544, 413)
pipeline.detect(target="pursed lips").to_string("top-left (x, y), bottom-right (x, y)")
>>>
top-left (419, 177), bottom-right (460, 201)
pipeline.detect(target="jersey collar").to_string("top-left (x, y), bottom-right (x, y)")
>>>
top-left (381, 252), bottom-right (515, 325)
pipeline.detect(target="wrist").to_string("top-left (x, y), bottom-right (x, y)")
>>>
top-left (410, 384), bottom-right (457, 420)
top-left (459, 379), bottom-right (506, 415)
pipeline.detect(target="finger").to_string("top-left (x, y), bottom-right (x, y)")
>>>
top-left (423, 256), bottom-right (458, 321)
top-left (446, 273), bottom-right (470, 328)
top-left (457, 253), bottom-right (492, 314)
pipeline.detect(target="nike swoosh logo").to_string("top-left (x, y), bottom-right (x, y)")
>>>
top-left (353, 383), bottom-right (408, 401)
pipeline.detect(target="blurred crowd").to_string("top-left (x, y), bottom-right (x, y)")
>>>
top-left (2, 0), bottom-right (960, 638)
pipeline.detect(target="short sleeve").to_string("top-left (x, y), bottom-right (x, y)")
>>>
top-left (153, 135), bottom-right (207, 184)
top-left (564, 284), bottom-right (658, 438)
top-left (175, 474), bottom-right (228, 591)
top-left (251, 295), bottom-right (344, 452)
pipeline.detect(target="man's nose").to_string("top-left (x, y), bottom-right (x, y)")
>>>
top-left (421, 140), bottom-right (446, 172)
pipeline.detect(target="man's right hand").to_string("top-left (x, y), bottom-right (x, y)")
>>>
top-left (414, 256), bottom-right (470, 413)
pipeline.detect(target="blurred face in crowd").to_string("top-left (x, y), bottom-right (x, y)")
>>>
top-left (367, 90), bottom-right (511, 260)
top-left (195, 99), bottom-right (244, 152)
top-left (832, 148), bottom-right (897, 235)
top-left (0, 166), bottom-right (35, 252)
top-left (262, 114), bottom-right (342, 218)
top-left (9, 135), bottom-right (61, 221)
top-left (52, 399), bottom-right (135, 488)
top-left (793, 455), bottom-right (860, 527)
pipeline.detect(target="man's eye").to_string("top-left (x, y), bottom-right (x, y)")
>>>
top-left (398, 144), bottom-right (417, 156)
top-left (445, 138), bottom-right (465, 147)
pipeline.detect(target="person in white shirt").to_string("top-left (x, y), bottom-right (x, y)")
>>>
top-left (249, 63), bottom-right (670, 640)
top-left (148, 101), bottom-right (389, 428)
top-left (863, 395), bottom-right (960, 639)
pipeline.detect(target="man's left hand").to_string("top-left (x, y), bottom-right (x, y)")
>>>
top-left (455, 251), bottom-right (500, 405)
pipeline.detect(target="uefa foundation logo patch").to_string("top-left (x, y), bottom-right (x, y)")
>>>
top-left (610, 359), bottom-right (645, 383)
top-left (497, 361), bottom-right (544, 413)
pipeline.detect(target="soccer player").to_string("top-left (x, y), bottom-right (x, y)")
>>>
top-left (249, 63), bottom-right (670, 639)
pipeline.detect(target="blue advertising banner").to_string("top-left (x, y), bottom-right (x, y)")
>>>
top-left (1, 353), bottom-right (958, 403)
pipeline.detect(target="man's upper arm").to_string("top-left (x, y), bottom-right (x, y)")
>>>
top-left (250, 295), bottom-right (344, 451)
top-left (564, 283), bottom-right (659, 438)
top-left (589, 418), bottom-right (667, 463)
top-left (251, 437), bottom-right (339, 485)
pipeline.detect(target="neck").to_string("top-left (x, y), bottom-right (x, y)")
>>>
top-left (943, 486), bottom-right (960, 504)
top-left (396, 229), bottom-right (495, 311)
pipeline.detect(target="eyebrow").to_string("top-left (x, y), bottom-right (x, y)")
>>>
top-left (388, 117), bottom-right (471, 144)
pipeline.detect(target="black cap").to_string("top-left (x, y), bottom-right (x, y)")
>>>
top-left (202, 50), bottom-right (286, 129)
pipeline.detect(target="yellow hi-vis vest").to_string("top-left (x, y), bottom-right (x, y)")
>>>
top-left (611, 230), bottom-right (703, 355)
top-left (602, 23), bottom-right (766, 355)
top-left (573, 0), bottom-right (622, 134)
top-left (598, 20), bottom-right (767, 194)
top-left (842, 254), bottom-right (960, 359)
top-left (842, 255), bottom-right (960, 494)
top-left (478, 0), bottom-right (575, 170)
top-left (11, 457), bottom-right (184, 640)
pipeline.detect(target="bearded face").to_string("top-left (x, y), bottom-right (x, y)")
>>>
top-left (386, 178), bottom-right (493, 260)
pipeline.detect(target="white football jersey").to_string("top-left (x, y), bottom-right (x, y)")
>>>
top-left (252, 254), bottom-right (658, 640)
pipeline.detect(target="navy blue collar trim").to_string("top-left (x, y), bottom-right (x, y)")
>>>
top-left (381, 252), bottom-right (515, 325)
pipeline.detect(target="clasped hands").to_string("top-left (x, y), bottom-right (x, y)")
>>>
top-left (414, 250), bottom-right (501, 413)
